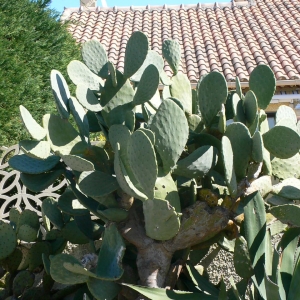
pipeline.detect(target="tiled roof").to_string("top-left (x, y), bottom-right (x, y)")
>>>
top-left (62, 0), bottom-right (300, 85)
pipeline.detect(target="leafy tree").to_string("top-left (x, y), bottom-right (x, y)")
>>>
top-left (0, 0), bottom-right (80, 146)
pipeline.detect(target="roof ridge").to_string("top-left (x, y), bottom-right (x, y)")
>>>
top-left (62, 1), bottom-right (250, 16)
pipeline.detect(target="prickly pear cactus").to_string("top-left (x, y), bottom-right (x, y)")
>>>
top-left (6, 30), bottom-right (300, 299)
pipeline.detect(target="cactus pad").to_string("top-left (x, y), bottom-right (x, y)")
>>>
top-left (263, 125), bottom-right (300, 159)
top-left (252, 131), bottom-right (264, 163)
top-left (76, 84), bottom-right (102, 112)
top-left (133, 64), bottom-right (160, 106)
top-left (96, 223), bottom-right (125, 280)
top-left (170, 73), bottom-right (192, 113)
top-left (81, 40), bottom-right (108, 77)
top-left (42, 197), bottom-right (64, 230)
top-left (154, 168), bottom-right (181, 212)
top-left (19, 105), bottom-right (46, 140)
top-left (63, 261), bottom-right (97, 278)
top-left (275, 105), bottom-right (297, 125)
top-left (236, 77), bottom-right (243, 99)
top-left (0, 223), bottom-right (17, 260)
top-left (9, 207), bottom-right (20, 228)
top-left (249, 65), bottom-right (276, 109)
top-left (244, 90), bottom-right (258, 126)
top-left (225, 122), bottom-right (252, 179)
top-left (272, 178), bottom-right (300, 200)
top-left (13, 270), bottom-right (34, 297)
top-left (127, 130), bottom-right (157, 199)
top-left (173, 146), bottom-right (218, 179)
top-left (131, 49), bottom-right (164, 82)
top-left (221, 136), bottom-right (237, 198)
top-left (83, 145), bottom-right (111, 174)
top-left (19, 140), bottom-right (50, 160)
top-left (20, 168), bottom-right (64, 193)
top-left (28, 242), bottom-right (51, 271)
top-left (97, 208), bottom-right (128, 222)
top-left (18, 209), bottom-right (39, 230)
top-left (197, 72), bottom-right (228, 127)
top-left (69, 97), bottom-right (90, 143)
top-left (17, 224), bottom-right (37, 242)
top-left (50, 70), bottom-right (70, 119)
top-left (270, 204), bottom-right (300, 227)
top-left (78, 170), bottom-right (119, 197)
top-left (232, 93), bottom-right (246, 124)
top-left (123, 31), bottom-right (148, 78)
top-left (150, 98), bottom-right (189, 173)
top-left (188, 114), bottom-right (203, 133)
top-left (87, 277), bottom-right (121, 300)
top-left (276, 118), bottom-right (298, 132)
top-left (101, 71), bottom-right (134, 127)
top-left (9, 154), bottom-right (60, 174)
top-left (50, 254), bottom-right (89, 284)
top-left (143, 198), bottom-right (180, 241)
top-left (58, 189), bottom-right (88, 216)
top-left (67, 60), bottom-right (103, 91)
top-left (62, 154), bottom-right (94, 172)
top-left (271, 154), bottom-right (300, 180)
top-left (61, 221), bottom-right (89, 244)
top-left (114, 143), bottom-right (147, 201)
top-left (162, 39), bottom-right (181, 74)
top-left (1, 248), bottom-right (22, 273)
top-left (43, 114), bottom-right (87, 156)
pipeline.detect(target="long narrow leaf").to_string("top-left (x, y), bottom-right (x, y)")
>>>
top-left (123, 284), bottom-right (218, 300)
top-left (186, 262), bottom-right (219, 296)
top-left (287, 259), bottom-right (300, 300)
top-left (277, 228), bottom-right (300, 299)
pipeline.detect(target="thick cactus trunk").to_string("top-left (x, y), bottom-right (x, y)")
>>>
top-left (137, 244), bottom-right (172, 287)
top-left (119, 200), bottom-right (230, 288)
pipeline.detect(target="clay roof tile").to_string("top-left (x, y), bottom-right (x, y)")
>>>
top-left (62, 0), bottom-right (300, 82)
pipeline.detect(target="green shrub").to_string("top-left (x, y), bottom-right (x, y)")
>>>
top-left (0, 0), bottom-right (80, 146)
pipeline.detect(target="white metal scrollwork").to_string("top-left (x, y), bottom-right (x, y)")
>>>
top-left (0, 145), bottom-right (68, 220)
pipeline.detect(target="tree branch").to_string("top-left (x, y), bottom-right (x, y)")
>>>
top-left (164, 201), bottom-right (230, 252)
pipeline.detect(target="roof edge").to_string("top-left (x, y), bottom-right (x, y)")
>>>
top-left (187, 79), bottom-right (300, 90)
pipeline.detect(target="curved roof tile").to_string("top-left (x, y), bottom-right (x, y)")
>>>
top-left (62, 0), bottom-right (300, 83)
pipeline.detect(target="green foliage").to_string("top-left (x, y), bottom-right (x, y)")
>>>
top-left (0, 0), bottom-right (80, 146)
top-left (4, 29), bottom-right (300, 300)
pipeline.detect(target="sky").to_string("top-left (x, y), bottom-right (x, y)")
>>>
top-left (50, 0), bottom-right (226, 13)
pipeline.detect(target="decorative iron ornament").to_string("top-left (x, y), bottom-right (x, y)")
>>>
top-left (0, 145), bottom-right (68, 221)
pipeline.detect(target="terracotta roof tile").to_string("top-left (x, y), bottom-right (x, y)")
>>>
top-left (62, 0), bottom-right (300, 83)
